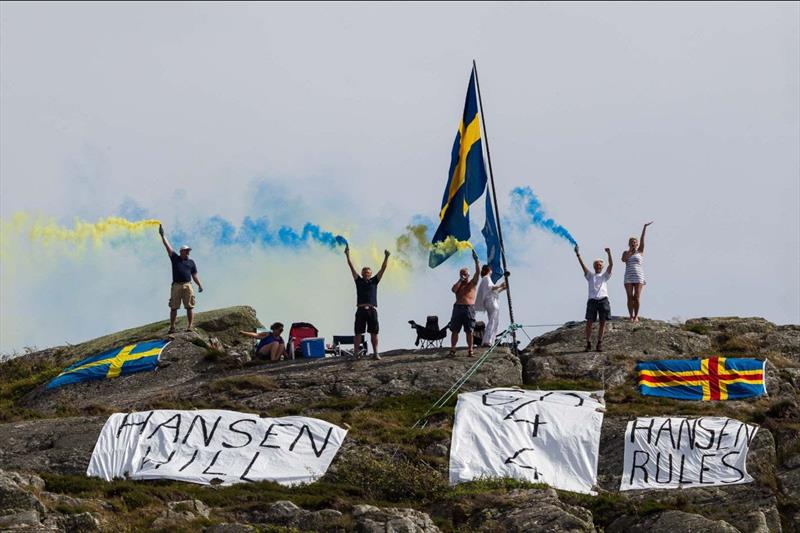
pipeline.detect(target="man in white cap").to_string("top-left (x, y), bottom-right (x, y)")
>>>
top-left (160, 225), bottom-right (204, 333)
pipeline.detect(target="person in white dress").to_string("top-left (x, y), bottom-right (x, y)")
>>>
top-left (476, 265), bottom-right (508, 347)
top-left (622, 221), bottom-right (653, 322)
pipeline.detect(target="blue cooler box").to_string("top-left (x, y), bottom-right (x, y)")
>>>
top-left (301, 337), bottom-right (325, 358)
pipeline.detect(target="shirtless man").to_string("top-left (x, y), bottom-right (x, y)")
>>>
top-left (449, 249), bottom-right (480, 356)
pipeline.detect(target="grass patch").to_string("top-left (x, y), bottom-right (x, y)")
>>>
top-left (0, 357), bottom-right (61, 399)
top-left (206, 375), bottom-right (277, 394)
top-left (560, 491), bottom-right (690, 528)
top-left (0, 355), bottom-right (62, 421)
top-left (333, 454), bottom-right (448, 503)
top-left (448, 478), bottom-right (548, 498)
top-left (717, 334), bottom-right (760, 354)
top-left (682, 323), bottom-right (710, 336)
top-left (53, 503), bottom-right (94, 515)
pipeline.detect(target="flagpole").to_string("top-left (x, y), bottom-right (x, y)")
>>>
top-left (472, 59), bottom-right (518, 354)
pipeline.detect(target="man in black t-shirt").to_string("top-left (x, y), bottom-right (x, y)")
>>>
top-left (160, 225), bottom-right (204, 333)
top-left (345, 245), bottom-right (390, 359)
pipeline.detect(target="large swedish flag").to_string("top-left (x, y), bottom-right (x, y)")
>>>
top-left (429, 69), bottom-right (488, 267)
top-left (47, 340), bottom-right (168, 390)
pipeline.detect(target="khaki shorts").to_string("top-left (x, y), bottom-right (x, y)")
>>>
top-left (169, 283), bottom-right (195, 310)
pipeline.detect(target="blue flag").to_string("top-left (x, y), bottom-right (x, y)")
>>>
top-left (481, 190), bottom-right (503, 283)
top-left (429, 69), bottom-right (488, 268)
top-left (47, 340), bottom-right (169, 390)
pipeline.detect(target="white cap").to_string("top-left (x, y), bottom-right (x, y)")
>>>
top-left (179, 245), bottom-right (192, 252)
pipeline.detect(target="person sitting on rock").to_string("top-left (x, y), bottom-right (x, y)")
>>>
top-left (449, 249), bottom-right (481, 356)
top-left (240, 322), bottom-right (286, 361)
top-left (575, 245), bottom-right (613, 352)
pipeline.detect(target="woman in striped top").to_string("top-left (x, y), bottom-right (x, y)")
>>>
top-left (622, 221), bottom-right (653, 322)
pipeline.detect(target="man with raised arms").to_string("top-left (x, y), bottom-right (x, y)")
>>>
top-left (345, 245), bottom-right (390, 359)
top-left (575, 245), bottom-right (612, 352)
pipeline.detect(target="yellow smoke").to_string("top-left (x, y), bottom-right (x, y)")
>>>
top-left (29, 216), bottom-right (161, 247)
top-left (0, 214), bottom-right (161, 252)
top-left (394, 224), bottom-right (473, 269)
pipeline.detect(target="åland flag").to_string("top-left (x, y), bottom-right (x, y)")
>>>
top-left (429, 69), bottom-right (488, 267)
top-left (637, 357), bottom-right (766, 401)
top-left (47, 340), bottom-right (169, 390)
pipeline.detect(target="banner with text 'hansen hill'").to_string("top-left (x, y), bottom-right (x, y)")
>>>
top-left (87, 410), bottom-right (347, 486)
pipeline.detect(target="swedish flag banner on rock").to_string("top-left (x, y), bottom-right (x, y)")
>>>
top-left (47, 340), bottom-right (169, 390)
top-left (637, 357), bottom-right (766, 401)
top-left (429, 68), bottom-right (488, 268)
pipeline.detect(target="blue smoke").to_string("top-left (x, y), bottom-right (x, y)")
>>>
top-left (511, 186), bottom-right (577, 246)
top-left (200, 215), bottom-right (348, 250)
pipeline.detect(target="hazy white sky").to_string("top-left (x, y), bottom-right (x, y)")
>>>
top-left (1, 2), bottom-right (798, 353)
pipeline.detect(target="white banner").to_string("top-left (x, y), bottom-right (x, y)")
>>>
top-left (87, 410), bottom-right (347, 486)
top-left (620, 416), bottom-right (758, 491)
top-left (449, 388), bottom-right (605, 495)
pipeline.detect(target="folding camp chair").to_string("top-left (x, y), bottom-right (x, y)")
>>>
top-left (408, 316), bottom-right (449, 349)
top-left (472, 321), bottom-right (486, 347)
top-left (288, 322), bottom-right (319, 359)
top-left (331, 335), bottom-right (368, 357)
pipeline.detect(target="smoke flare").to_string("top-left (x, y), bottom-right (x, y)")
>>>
top-left (511, 186), bottom-right (577, 246)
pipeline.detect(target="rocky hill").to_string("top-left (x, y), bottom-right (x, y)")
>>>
top-left (0, 306), bottom-right (797, 532)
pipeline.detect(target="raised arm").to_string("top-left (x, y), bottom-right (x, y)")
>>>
top-left (159, 224), bottom-right (174, 257)
top-left (604, 247), bottom-right (613, 276)
top-left (575, 245), bottom-right (589, 276)
top-left (639, 221), bottom-right (653, 253)
top-left (470, 249), bottom-right (480, 285)
top-left (344, 245), bottom-right (359, 280)
top-left (376, 250), bottom-right (390, 280)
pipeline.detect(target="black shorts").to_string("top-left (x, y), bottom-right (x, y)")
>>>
top-left (355, 307), bottom-right (379, 335)
top-left (450, 304), bottom-right (476, 334)
top-left (585, 298), bottom-right (611, 322)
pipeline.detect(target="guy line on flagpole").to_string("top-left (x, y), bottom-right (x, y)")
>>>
top-left (472, 59), bottom-right (518, 354)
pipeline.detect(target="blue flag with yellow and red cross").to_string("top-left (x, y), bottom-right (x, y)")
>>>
top-left (637, 357), bottom-right (766, 401)
top-left (429, 68), bottom-right (488, 268)
top-left (47, 340), bottom-right (169, 390)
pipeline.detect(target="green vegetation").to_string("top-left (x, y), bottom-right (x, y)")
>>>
top-left (207, 375), bottom-right (278, 394)
top-left (717, 334), bottom-right (760, 354)
top-left (682, 323), bottom-right (710, 336)
top-left (0, 355), bottom-right (61, 422)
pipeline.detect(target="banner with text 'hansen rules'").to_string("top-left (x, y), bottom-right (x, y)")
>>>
top-left (87, 410), bottom-right (347, 486)
top-left (449, 388), bottom-right (605, 495)
top-left (620, 416), bottom-right (758, 491)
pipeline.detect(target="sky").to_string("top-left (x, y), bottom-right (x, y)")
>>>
top-left (1, 2), bottom-right (798, 354)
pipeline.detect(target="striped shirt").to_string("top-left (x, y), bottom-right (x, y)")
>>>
top-left (624, 252), bottom-right (645, 284)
